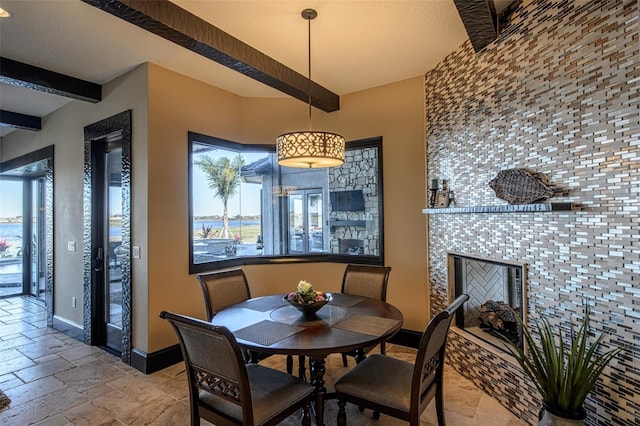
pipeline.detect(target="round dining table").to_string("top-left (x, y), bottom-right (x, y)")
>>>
top-left (212, 292), bottom-right (403, 426)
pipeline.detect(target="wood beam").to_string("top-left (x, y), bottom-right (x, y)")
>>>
top-left (0, 57), bottom-right (102, 103)
top-left (0, 110), bottom-right (42, 131)
top-left (453, 0), bottom-right (499, 53)
top-left (81, 0), bottom-right (340, 112)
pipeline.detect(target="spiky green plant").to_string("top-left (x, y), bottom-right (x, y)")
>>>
top-left (499, 306), bottom-right (619, 416)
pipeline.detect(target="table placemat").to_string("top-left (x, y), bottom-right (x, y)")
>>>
top-left (234, 320), bottom-right (303, 346)
top-left (332, 314), bottom-right (401, 337)
top-left (236, 297), bottom-right (288, 312)
top-left (330, 294), bottom-right (366, 307)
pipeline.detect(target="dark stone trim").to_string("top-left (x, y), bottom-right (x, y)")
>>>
top-left (0, 146), bottom-right (53, 174)
top-left (388, 328), bottom-right (421, 349)
top-left (130, 345), bottom-right (183, 374)
top-left (45, 157), bottom-right (54, 325)
top-left (0, 110), bottom-right (41, 131)
top-left (81, 0), bottom-right (339, 112)
top-left (52, 316), bottom-right (84, 341)
top-left (0, 57), bottom-right (102, 103)
top-left (83, 110), bottom-right (132, 364)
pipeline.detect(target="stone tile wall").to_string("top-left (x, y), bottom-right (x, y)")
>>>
top-left (425, 0), bottom-right (639, 424)
top-left (329, 147), bottom-right (380, 255)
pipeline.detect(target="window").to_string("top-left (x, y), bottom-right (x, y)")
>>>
top-left (188, 133), bottom-right (384, 273)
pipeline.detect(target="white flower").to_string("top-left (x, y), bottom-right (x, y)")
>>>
top-left (297, 280), bottom-right (313, 293)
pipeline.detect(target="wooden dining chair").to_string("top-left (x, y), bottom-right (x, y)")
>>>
top-left (160, 311), bottom-right (312, 426)
top-left (334, 294), bottom-right (469, 426)
top-left (340, 264), bottom-right (392, 366)
top-left (197, 269), bottom-right (251, 321)
top-left (197, 268), bottom-right (296, 374)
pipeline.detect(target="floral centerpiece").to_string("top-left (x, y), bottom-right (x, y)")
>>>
top-left (285, 280), bottom-right (331, 318)
top-left (286, 280), bottom-right (327, 304)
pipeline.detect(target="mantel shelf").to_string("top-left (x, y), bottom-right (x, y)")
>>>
top-left (422, 202), bottom-right (579, 215)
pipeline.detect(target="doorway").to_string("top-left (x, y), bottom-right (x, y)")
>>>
top-left (0, 147), bottom-right (54, 322)
top-left (287, 189), bottom-right (325, 254)
top-left (83, 110), bottom-right (132, 363)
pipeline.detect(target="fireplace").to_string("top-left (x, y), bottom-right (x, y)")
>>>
top-left (339, 239), bottom-right (364, 255)
top-left (448, 253), bottom-right (526, 352)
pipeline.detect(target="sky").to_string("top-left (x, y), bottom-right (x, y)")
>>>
top-left (0, 180), bottom-right (23, 218)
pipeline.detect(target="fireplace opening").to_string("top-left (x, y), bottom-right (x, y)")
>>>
top-left (449, 253), bottom-right (526, 352)
top-left (339, 239), bottom-right (364, 255)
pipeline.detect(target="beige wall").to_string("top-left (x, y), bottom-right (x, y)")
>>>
top-left (238, 77), bottom-right (429, 332)
top-left (2, 63), bottom-right (428, 354)
top-left (0, 65), bottom-right (149, 328)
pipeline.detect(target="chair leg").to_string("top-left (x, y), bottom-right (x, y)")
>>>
top-left (381, 341), bottom-right (386, 355)
top-left (436, 377), bottom-right (446, 425)
top-left (337, 400), bottom-right (347, 426)
top-left (302, 402), bottom-right (311, 426)
top-left (342, 353), bottom-right (349, 367)
top-left (286, 355), bottom-right (293, 374)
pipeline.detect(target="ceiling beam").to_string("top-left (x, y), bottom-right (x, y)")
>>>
top-left (0, 110), bottom-right (42, 131)
top-left (453, 0), bottom-right (499, 53)
top-left (0, 57), bottom-right (102, 103)
top-left (80, 0), bottom-right (340, 113)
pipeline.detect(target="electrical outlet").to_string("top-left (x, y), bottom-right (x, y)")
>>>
top-left (67, 241), bottom-right (76, 252)
top-left (132, 246), bottom-right (141, 259)
top-left (72, 297), bottom-right (77, 308)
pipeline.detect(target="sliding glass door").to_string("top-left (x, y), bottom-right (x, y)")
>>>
top-left (0, 176), bottom-right (47, 301)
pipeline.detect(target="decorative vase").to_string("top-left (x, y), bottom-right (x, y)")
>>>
top-left (538, 403), bottom-right (586, 426)
top-left (284, 294), bottom-right (331, 319)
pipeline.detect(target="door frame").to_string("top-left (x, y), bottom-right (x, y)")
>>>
top-left (83, 110), bottom-right (132, 363)
top-left (0, 146), bottom-right (54, 322)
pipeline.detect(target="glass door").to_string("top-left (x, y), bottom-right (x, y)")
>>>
top-left (287, 189), bottom-right (325, 254)
top-left (307, 192), bottom-right (325, 253)
top-left (0, 179), bottom-right (24, 298)
top-left (0, 177), bottom-right (47, 300)
top-left (92, 138), bottom-right (123, 354)
top-left (288, 194), bottom-right (304, 253)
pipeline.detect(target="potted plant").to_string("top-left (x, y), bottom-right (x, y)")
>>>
top-left (499, 305), bottom-right (619, 426)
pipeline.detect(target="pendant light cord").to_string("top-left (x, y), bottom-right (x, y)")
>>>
top-left (307, 15), bottom-right (312, 131)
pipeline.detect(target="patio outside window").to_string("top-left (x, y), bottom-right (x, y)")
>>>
top-left (188, 133), bottom-right (384, 273)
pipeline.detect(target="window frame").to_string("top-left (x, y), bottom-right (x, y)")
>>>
top-left (188, 132), bottom-right (384, 274)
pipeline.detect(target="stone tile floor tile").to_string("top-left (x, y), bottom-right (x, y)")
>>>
top-left (0, 296), bottom-right (528, 425)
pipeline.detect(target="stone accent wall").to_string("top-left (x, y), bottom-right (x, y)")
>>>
top-left (425, 1), bottom-right (639, 425)
top-left (329, 147), bottom-right (380, 255)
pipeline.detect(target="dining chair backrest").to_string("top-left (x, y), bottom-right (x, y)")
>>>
top-left (197, 269), bottom-right (251, 321)
top-left (334, 294), bottom-right (469, 425)
top-left (341, 264), bottom-right (391, 301)
top-left (161, 311), bottom-right (312, 426)
top-left (159, 311), bottom-right (253, 424)
top-left (411, 294), bottom-right (469, 419)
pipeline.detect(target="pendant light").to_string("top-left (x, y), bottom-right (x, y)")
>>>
top-left (276, 9), bottom-right (345, 168)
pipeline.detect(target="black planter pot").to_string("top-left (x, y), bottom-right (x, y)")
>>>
top-left (538, 402), bottom-right (586, 426)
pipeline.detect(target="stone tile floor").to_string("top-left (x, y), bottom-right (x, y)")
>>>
top-left (0, 296), bottom-right (528, 425)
